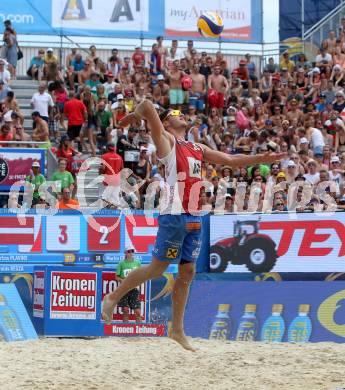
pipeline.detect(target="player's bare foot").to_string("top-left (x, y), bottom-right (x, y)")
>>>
top-left (170, 331), bottom-right (196, 352)
top-left (102, 294), bottom-right (117, 325)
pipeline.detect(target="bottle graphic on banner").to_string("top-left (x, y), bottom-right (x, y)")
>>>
top-left (209, 304), bottom-right (231, 341)
top-left (288, 304), bottom-right (312, 343)
top-left (0, 294), bottom-right (25, 342)
top-left (261, 304), bottom-right (285, 342)
top-left (236, 304), bottom-right (258, 341)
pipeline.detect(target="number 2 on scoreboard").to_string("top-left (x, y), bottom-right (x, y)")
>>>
top-left (58, 225), bottom-right (68, 244)
top-left (99, 226), bottom-right (109, 245)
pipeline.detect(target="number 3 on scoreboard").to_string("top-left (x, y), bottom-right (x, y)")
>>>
top-left (46, 216), bottom-right (80, 251)
top-left (99, 226), bottom-right (109, 245)
top-left (58, 225), bottom-right (68, 244)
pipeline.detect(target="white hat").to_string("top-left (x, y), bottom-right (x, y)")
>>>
top-left (331, 155), bottom-right (340, 163)
top-left (334, 64), bottom-right (342, 71)
top-left (287, 160), bottom-right (296, 167)
top-left (313, 67), bottom-right (320, 73)
top-left (32, 161), bottom-right (40, 168)
top-left (47, 48), bottom-right (53, 52)
top-left (125, 243), bottom-right (135, 252)
top-left (157, 74), bottom-right (164, 81)
top-left (116, 94), bottom-right (124, 100)
top-left (300, 137), bottom-right (309, 144)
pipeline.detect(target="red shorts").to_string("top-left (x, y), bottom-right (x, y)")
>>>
top-left (208, 91), bottom-right (224, 109)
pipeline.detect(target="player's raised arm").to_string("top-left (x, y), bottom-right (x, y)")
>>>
top-left (200, 144), bottom-right (286, 167)
top-left (119, 100), bottom-right (172, 158)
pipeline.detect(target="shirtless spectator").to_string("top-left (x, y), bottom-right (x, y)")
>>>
top-left (190, 64), bottom-right (206, 112)
top-left (153, 74), bottom-right (169, 108)
top-left (78, 60), bottom-right (93, 86)
top-left (323, 30), bottom-right (337, 53)
top-left (286, 98), bottom-right (304, 123)
top-left (156, 36), bottom-right (168, 67)
top-left (31, 111), bottom-right (51, 149)
top-left (65, 48), bottom-right (78, 68)
top-left (87, 45), bottom-right (98, 63)
top-left (208, 65), bottom-right (229, 114)
top-left (166, 60), bottom-right (184, 109)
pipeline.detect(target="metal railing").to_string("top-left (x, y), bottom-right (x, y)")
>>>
top-left (13, 40), bottom-right (264, 77)
top-left (303, 1), bottom-right (345, 50)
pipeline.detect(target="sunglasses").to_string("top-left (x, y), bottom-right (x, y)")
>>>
top-left (126, 249), bottom-right (134, 253)
top-left (254, 177), bottom-right (263, 181)
top-left (276, 203), bottom-right (284, 206)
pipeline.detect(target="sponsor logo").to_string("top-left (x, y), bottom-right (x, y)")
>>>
top-left (0, 14), bottom-right (34, 24)
top-left (318, 290), bottom-right (345, 338)
top-left (166, 248), bottom-right (178, 259)
top-left (104, 323), bottom-right (166, 337)
top-left (50, 272), bottom-right (97, 319)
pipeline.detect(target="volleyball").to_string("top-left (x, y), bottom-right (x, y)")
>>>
top-left (197, 11), bottom-right (224, 38)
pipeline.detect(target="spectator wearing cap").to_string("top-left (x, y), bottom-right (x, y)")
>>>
top-left (43, 48), bottom-right (58, 78)
top-left (103, 71), bottom-right (117, 95)
top-left (329, 155), bottom-right (343, 187)
top-left (153, 74), bottom-right (170, 108)
top-left (99, 142), bottom-right (123, 208)
top-left (298, 136), bottom-right (310, 153)
top-left (25, 162), bottom-right (46, 206)
top-left (280, 52), bottom-right (295, 73)
top-left (56, 134), bottom-right (81, 174)
top-left (304, 159), bottom-right (320, 185)
top-left (233, 59), bottom-right (250, 89)
top-left (315, 93), bottom-right (327, 112)
top-left (115, 244), bottom-right (142, 323)
top-left (0, 59), bottom-right (11, 85)
top-left (56, 187), bottom-right (80, 210)
top-left (284, 160), bottom-right (298, 183)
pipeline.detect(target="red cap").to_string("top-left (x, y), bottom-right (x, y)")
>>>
top-left (106, 71), bottom-right (114, 77)
top-left (239, 59), bottom-right (247, 65)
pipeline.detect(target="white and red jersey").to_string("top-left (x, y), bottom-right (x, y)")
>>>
top-left (159, 137), bottom-right (204, 214)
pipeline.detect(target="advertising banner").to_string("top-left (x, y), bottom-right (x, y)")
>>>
top-left (0, 0), bottom-right (262, 43)
top-left (165, 0), bottom-right (261, 42)
top-left (0, 283), bottom-right (37, 341)
top-left (0, 211), bottom-right (209, 273)
top-left (0, 149), bottom-right (45, 191)
top-left (185, 281), bottom-right (345, 343)
top-left (210, 213), bottom-right (345, 274)
top-left (32, 266), bottom-right (172, 337)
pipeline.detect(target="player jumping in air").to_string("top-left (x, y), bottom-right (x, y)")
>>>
top-left (102, 100), bottom-right (284, 351)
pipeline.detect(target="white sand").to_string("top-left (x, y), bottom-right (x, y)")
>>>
top-left (1, 337), bottom-right (344, 390)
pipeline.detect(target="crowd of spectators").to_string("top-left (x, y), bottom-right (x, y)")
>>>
top-left (3, 20), bottom-right (345, 211)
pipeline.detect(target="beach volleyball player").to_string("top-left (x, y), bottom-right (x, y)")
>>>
top-left (102, 100), bottom-right (284, 351)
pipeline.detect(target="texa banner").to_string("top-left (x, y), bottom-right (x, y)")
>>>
top-left (210, 213), bottom-right (345, 274)
top-left (185, 281), bottom-right (345, 343)
top-left (0, 149), bottom-right (45, 191)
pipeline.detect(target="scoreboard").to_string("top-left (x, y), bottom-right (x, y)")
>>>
top-left (0, 210), bottom-right (159, 272)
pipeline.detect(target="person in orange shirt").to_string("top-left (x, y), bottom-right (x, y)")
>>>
top-left (57, 187), bottom-right (80, 210)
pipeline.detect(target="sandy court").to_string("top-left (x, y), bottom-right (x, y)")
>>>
top-left (0, 338), bottom-right (344, 390)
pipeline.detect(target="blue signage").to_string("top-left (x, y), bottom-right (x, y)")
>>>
top-left (185, 281), bottom-right (345, 343)
top-left (0, 283), bottom-right (37, 341)
top-left (0, 0), bottom-right (263, 43)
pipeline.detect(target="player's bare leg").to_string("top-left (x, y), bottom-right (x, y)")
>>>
top-left (102, 257), bottom-right (168, 324)
top-left (134, 308), bottom-right (141, 322)
top-left (122, 307), bottom-right (129, 323)
top-left (170, 262), bottom-right (196, 352)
